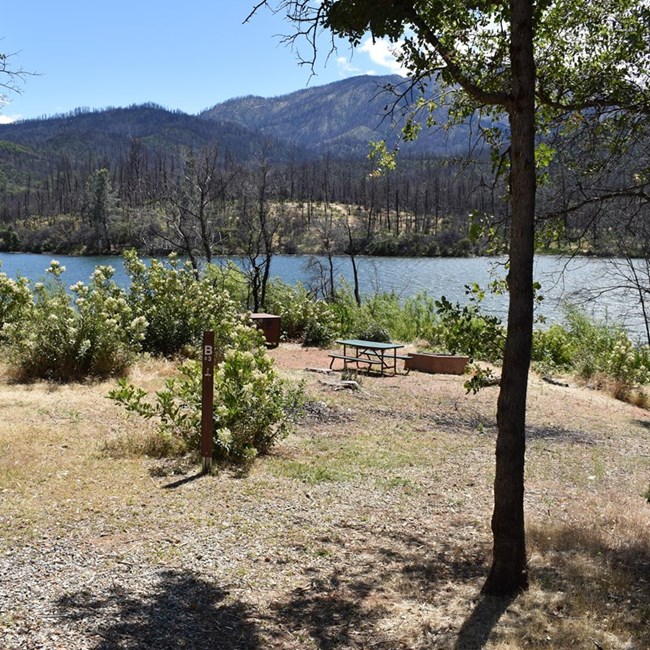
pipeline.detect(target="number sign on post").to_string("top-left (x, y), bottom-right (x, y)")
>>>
top-left (201, 331), bottom-right (215, 472)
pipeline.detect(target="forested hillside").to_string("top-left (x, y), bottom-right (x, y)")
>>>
top-left (0, 74), bottom-right (647, 261)
top-left (201, 74), bottom-right (476, 157)
top-left (0, 75), bottom-right (502, 258)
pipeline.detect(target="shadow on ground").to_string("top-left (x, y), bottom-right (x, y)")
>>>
top-left (526, 424), bottom-right (598, 445)
top-left (635, 417), bottom-right (650, 430)
top-left (527, 521), bottom-right (650, 647)
top-left (269, 522), bottom-right (493, 649)
top-left (454, 594), bottom-right (516, 650)
top-left (54, 519), bottom-right (650, 649)
top-left (269, 518), bottom-right (650, 648)
top-left (57, 570), bottom-right (263, 650)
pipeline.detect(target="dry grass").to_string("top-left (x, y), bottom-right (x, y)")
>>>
top-left (1, 345), bottom-right (649, 649)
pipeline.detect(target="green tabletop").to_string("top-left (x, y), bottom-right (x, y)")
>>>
top-left (335, 339), bottom-right (404, 350)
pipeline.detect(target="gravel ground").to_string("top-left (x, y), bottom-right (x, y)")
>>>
top-left (1, 344), bottom-right (649, 649)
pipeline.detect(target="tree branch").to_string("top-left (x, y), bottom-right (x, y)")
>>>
top-left (0, 51), bottom-right (34, 98)
top-left (392, 0), bottom-right (511, 108)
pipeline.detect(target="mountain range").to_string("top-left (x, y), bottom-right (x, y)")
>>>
top-left (200, 74), bottom-right (469, 157)
top-left (0, 74), bottom-right (475, 183)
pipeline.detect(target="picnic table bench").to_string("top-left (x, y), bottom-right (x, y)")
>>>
top-left (328, 339), bottom-right (411, 376)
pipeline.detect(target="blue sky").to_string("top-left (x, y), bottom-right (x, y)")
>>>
top-left (1, 1), bottom-right (406, 123)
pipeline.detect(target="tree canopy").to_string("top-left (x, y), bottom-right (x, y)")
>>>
top-left (251, 0), bottom-right (650, 596)
top-left (257, 1), bottom-right (649, 111)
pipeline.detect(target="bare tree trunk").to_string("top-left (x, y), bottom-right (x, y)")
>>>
top-left (345, 216), bottom-right (362, 306)
top-left (482, 0), bottom-right (535, 596)
top-left (350, 254), bottom-right (361, 306)
top-left (327, 249), bottom-right (336, 300)
top-left (620, 254), bottom-right (650, 348)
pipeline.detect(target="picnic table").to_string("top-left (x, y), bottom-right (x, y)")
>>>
top-left (328, 339), bottom-right (410, 376)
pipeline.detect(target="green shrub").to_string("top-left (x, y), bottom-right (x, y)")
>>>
top-left (359, 292), bottom-right (404, 340)
top-left (328, 287), bottom-right (404, 343)
top-left (354, 320), bottom-right (392, 343)
top-left (265, 279), bottom-right (337, 346)
top-left (109, 327), bottom-right (305, 465)
top-left (123, 250), bottom-right (247, 357)
top-left (399, 293), bottom-right (440, 342)
top-left (326, 287), bottom-right (441, 345)
top-left (532, 324), bottom-right (574, 371)
top-left (604, 334), bottom-right (650, 386)
top-left (3, 261), bottom-right (146, 381)
top-left (432, 290), bottom-right (505, 362)
top-left (563, 307), bottom-right (622, 380)
top-left (213, 346), bottom-right (305, 462)
top-left (203, 261), bottom-right (250, 307)
top-left (0, 253), bottom-right (263, 381)
top-left (327, 284), bottom-right (360, 337)
top-left (562, 307), bottom-right (650, 389)
top-left (536, 307), bottom-right (650, 403)
top-left (0, 268), bottom-right (32, 343)
top-left (303, 319), bottom-right (336, 348)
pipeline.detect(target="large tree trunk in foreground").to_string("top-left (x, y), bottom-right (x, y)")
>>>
top-left (482, 0), bottom-right (536, 595)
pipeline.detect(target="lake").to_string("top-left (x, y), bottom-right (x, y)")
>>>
top-left (0, 251), bottom-right (645, 340)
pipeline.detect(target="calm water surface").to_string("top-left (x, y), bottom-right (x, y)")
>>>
top-left (0, 252), bottom-right (644, 339)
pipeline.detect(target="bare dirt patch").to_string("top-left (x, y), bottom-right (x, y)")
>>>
top-left (1, 344), bottom-right (649, 649)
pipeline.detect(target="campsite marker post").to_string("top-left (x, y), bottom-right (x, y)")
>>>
top-left (201, 331), bottom-right (215, 472)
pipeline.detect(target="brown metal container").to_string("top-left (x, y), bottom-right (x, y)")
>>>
top-left (250, 313), bottom-right (281, 348)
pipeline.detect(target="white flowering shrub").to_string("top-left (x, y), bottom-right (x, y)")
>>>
top-left (563, 308), bottom-right (650, 385)
top-left (213, 344), bottom-right (305, 462)
top-left (3, 261), bottom-right (146, 381)
top-left (110, 255), bottom-right (305, 464)
top-left (0, 266), bottom-right (32, 343)
top-left (606, 334), bottom-right (650, 387)
top-left (264, 279), bottom-right (337, 347)
top-left (124, 250), bottom-right (247, 357)
top-left (109, 322), bottom-right (305, 464)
